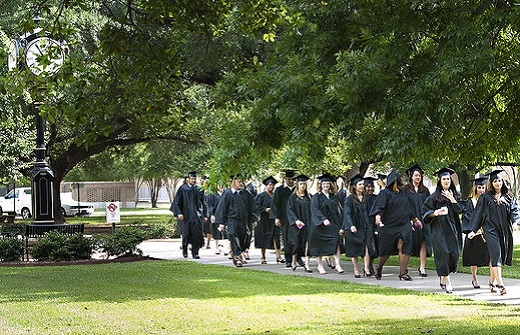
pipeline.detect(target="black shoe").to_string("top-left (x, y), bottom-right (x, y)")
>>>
top-left (193, 254), bottom-right (200, 259)
top-left (399, 272), bottom-right (413, 281)
top-left (375, 268), bottom-right (382, 280)
top-left (440, 278), bottom-right (446, 290)
top-left (182, 247), bottom-right (188, 258)
top-left (297, 258), bottom-right (305, 267)
top-left (285, 262), bottom-right (292, 268)
top-left (471, 280), bottom-right (480, 289)
top-left (418, 268), bottom-right (428, 277)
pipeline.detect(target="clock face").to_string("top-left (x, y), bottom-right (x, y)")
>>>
top-left (8, 40), bottom-right (19, 71)
top-left (25, 37), bottom-right (65, 76)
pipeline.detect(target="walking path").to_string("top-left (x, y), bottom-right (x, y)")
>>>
top-left (138, 235), bottom-right (520, 306)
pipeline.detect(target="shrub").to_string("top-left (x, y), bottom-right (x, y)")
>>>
top-left (0, 237), bottom-right (23, 262)
top-left (96, 226), bottom-right (149, 257)
top-left (31, 231), bottom-right (95, 261)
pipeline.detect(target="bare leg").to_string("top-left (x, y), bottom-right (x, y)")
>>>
top-left (351, 257), bottom-right (359, 276)
top-left (470, 266), bottom-right (479, 287)
top-left (363, 247), bottom-right (371, 275)
top-left (397, 239), bottom-right (410, 276)
top-left (317, 256), bottom-right (326, 274)
top-left (419, 241), bottom-right (427, 273)
top-left (334, 246), bottom-right (344, 273)
top-left (445, 275), bottom-right (453, 293)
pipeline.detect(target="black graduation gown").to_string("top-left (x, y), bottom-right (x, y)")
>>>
top-left (206, 192), bottom-right (226, 240)
top-left (422, 195), bottom-right (464, 276)
top-left (366, 193), bottom-right (379, 258)
top-left (171, 184), bottom-right (206, 250)
top-left (404, 185), bottom-right (432, 257)
top-left (286, 193), bottom-right (312, 256)
top-left (271, 185), bottom-right (296, 256)
top-left (469, 192), bottom-right (520, 267)
top-left (342, 195), bottom-right (376, 258)
top-left (461, 199), bottom-right (489, 267)
top-left (254, 191), bottom-right (277, 249)
top-left (309, 192), bottom-right (343, 256)
top-left (369, 188), bottom-right (414, 256)
top-left (215, 189), bottom-right (258, 255)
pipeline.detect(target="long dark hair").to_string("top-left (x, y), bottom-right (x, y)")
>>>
top-left (349, 182), bottom-right (366, 204)
top-left (487, 178), bottom-right (513, 202)
top-left (406, 171), bottom-right (428, 193)
top-left (432, 176), bottom-right (460, 204)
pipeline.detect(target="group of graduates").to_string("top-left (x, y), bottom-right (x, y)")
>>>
top-left (171, 166), bottom-right (520, 295)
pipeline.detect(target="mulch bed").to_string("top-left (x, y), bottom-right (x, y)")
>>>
top-left (0, 254), bottom-right (162, 267)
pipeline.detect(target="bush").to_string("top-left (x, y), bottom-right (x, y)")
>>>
top-left (96, 226), bottom-right (149, 257)
top-left (31, 231), bottom-right (95, 261)
top-left (0, 237), bottom-right (23, 262)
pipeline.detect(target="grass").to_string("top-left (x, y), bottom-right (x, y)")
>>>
top-left (0, 260), bottom-right (519, 335)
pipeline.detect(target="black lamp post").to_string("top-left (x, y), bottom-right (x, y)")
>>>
top-left (8, 14), bottom-right (66, 223)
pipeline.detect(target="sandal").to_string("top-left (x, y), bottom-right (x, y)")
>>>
top-left (261, 258), bottom-right (267, 265)
top-left (489, 281), bottom-right (497, 293)
top-left (399, 272), bottom-right (413, 281)
top-left (440, 277), bottom-right (446, 290)
top-left (497, 285), bottom-right (507, 295)
top-left (276, 257), bottom-right (285, 264)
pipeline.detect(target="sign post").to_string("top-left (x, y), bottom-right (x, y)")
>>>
top-left (106, 201), bottom-right (120, 233)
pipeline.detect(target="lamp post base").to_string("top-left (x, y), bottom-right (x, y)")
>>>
top-left (31, 161), bottom-right (54, 223)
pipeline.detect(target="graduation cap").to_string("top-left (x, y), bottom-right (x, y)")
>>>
top-left (349, 174), bottom-right (364, 186)
top-left (405, 164), bottom-right (424, 176)
top-left (377, 173), bottom-right (387, 180)
top-left (386, 170), bottom-right (399, 187)
top-left (188, 171), bottom-right (197, 178)
top-left (470, 177), bottom-right (488, 186)
top-left (230, 174), bottom-right (244, 180)
top-left (434, 167), bottom-right (456, 178)
top-left (282, 169), bottom-right (297, 178)
top-left (262, 176), bottom-right (278, 186)
top-left (318, 173), bottom-right (336, 182)
top-left (485, 169), bottom-right (505, 180)
top-left (363, 176), bottom-right (377, 185)
top-left (295, 174), bottom-right (310, 182)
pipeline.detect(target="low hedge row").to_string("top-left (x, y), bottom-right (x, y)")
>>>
top-left (0, 226), bottom-right (151, 262)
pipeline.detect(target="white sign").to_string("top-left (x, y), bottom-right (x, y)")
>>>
top-left (106, 202), bottom-right (121, 223)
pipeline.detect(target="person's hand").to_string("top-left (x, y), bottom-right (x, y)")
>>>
top-left (339, 228), bottom-right (345, 236)
top-left (375, 218), bottom-right (384, 227)
top-left (434, 206), bottom-right (448, 216)
top-left (275, 218), bottom-right (281, 227)
top-left (177, 214), bottom-right (184, 221)
top-left (266, 208), bottom-right (271, 213)
top-left (210, 215), bottom-right (215, 224)
top-left (413, 220), bottom-right (423, 229)
top-left (296, 220), bottom-right (305, 229)
top-left (323, 219), bottom-right (331, 226)
top-left (350, 226), bottom-right (357, 233)
top-left (218, 224), bottom-right (225, 231)
top-left (467, 231), bottom-right (476, 239)
top-left (442, 190), bottom-right (457, 203)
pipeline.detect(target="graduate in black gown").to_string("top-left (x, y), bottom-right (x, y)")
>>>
top-left (286, 174), bottom-right (313, 273)
top-left (404, 164), bottom-right (431, 277)
top-left (468, 170), bottom-right (520, 295)
top-left (206, 186), bottom-right (227, 254)
top-left (422, 167), bottom-right (464, 294)
top-left (461, 176), bottom-right (489, 289)
top-left (215, 175), bottom-right (258, 267)
top-left (309, 174), bottom-right (345, 275)
top-left (341, 174), bottom-right (376, 278)
top-left (171, 171), bottom-right (207, 259)
top-left (254, 176), bottom-right (282, 264)
top-left (271, 169), bottom-right (298, 267)
top-left (370, 170), bottom-right (417, 281)
top-left (364, 176), bottom-right (378, 276)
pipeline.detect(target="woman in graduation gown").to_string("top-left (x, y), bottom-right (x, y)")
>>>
top-left (341, 174), bottom-right (376, 278)
top-left (370, 170), bottom-right (417, 281)
top-left (404, 164), bottom-right (431, 277)
top-left (207, 186), bottom-right (227, 254)
top-left (422, 167), bottom-right (464, 294)
top-left (364, 176), bottom-right (379, 276)
top-left (286, 174), bottom-right (313, 273)
top-left (461, 177), bottom-right (489, 289)
top-left (309, 174), bottom-right (345, 275)
top-left (467, 170), bottom-right (520, 295)
top-left (254, 176), bottom-right (282, 264)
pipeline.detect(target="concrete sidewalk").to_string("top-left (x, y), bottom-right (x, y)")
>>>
top-left (138, 238), bottom-right (520, 305)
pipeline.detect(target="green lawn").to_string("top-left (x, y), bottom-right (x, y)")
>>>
top-left (0, 260), bottom-right (518, 335)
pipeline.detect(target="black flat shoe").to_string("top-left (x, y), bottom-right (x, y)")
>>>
top-left (471, 280), bottom-right (480, 289)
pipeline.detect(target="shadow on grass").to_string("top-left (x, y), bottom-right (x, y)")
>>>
top-left (0, 260), bottom-right (444, 303)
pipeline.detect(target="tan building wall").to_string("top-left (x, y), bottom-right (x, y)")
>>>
top-left (61, 181), bottom-right (136, 208)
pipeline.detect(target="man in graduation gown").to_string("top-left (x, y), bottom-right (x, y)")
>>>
top-left (271, 169), bottom-right (300, 267)
top-left (216, 175), bottom-right (258, 267)
top-left (171, 171), bottom-right (207, 259)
